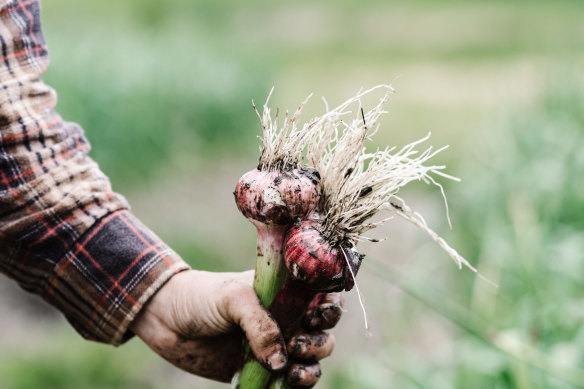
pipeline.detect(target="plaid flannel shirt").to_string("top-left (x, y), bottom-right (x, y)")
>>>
top-left (0, 0), bottom-right (190, 345)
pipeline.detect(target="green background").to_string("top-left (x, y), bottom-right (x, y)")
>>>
top-left (1, 0), bottom-right (583, 388)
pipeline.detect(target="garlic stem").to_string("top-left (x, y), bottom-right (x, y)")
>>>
top-left (237, 223), bottom-right (287, 389)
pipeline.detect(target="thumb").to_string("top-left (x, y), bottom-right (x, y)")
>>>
top-left (224, 284), bottom-right (288, 371)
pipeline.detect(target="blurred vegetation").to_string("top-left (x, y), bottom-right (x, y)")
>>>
top-left (326, 82), bottom-right (584, 389)
top-left (41, 0), bottom-right (584, 188)
top-left (1, 0), bottom-right (583, 388)
top-left (0, 335), bottom-right (156, 389)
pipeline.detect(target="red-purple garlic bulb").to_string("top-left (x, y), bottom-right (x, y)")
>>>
top-left (284, 219), bottom-right (364, 292)
top-left (234, 167), bottom-right (322, 225)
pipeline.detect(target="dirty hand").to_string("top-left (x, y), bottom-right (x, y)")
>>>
top-left (131, 269), bottom-right (344, 387)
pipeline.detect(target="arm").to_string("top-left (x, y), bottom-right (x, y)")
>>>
top-left (0, 2), bottom-right (340, 387)
top-left (0, 0), bottom-right (189, 345)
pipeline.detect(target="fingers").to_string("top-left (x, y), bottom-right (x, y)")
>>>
top-left (285, 294), bottom-right (338, 389)
top-left (224, 283), bottom-right (288, 371)
top-left (304, 292), bottom-right (344, 330)
top-left (286, 363), bottom-right (321, 388)
top-left (284, 332), bottom-right (331, 388)
top-left (287, 331), bottom-right (335, 361)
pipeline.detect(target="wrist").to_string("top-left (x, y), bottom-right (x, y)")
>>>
top-left (130, 271), bottom-right (187, 349)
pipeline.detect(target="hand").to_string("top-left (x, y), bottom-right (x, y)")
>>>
top-left (285, 292), bottom-right (344, 387)
top-left (130, 269), bottom-right (344, 387)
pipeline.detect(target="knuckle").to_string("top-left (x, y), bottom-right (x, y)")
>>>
top-left (303, 307), bottom-right (321, 329)
top-left (286, 363), bottom-right (321, 388)
top-left (222, 280), bottom-right (256, 310)
top-left (306, 303), bottom-right (342, 330)
top-left (287, 332), bottom-right (335, 360)
top-left (322, 305), bottom-right (343, 328)
top-left (287, 334), bottom-right (306, 356)
top-left (260, 324), bottom-right (283, 348)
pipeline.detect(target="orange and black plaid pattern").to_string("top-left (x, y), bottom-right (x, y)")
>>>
top-left (0, 0), bottom-right (189, 345)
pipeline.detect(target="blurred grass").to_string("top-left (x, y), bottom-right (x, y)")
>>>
top-left (43, 0), bottom-right (272, 186)
top-left (0, 342), bottom-right (155, 389)
top-left (1, 0), bottom-right (583, 388)
top-left (41, 0), bottom-right (584, 187)
top-left (323, 81), bottom-right (584, 389)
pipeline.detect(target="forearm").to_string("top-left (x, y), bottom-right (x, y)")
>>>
top-left (0, 0), bottom-right (189, 345)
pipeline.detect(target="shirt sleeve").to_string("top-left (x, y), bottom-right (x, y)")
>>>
top-left (0, 0), bottom-right (190, 345)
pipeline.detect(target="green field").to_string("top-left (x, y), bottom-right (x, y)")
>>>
top-left (1, 0), bottom-right (583, 388)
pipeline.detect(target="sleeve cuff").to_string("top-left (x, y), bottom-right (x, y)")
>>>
top-left (44, 209), bottom-right (191, 346)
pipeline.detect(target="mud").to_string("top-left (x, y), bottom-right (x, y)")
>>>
top-left (297, 166), bottom-right (321, 185)
top-left (157, 334), bottom-right (243, 383)
top-left (344, 167), bottom-right (353, 178)
top-left (286, 363), bottom-right (321, 388)
top-left (235, 168), bottom-right (321, 225)
top-left (358, 186), bottom-right (372, 197)
top-left (304, 303), bottom-right (343, 330)
top-left (341, 246), bottom-right (364, 291)
top-left (391, 201), bottom-right (404, 211)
